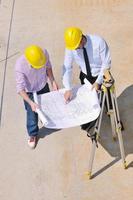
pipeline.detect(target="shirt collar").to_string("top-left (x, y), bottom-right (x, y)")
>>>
top-left (84, 35), bottom-right (89, 48)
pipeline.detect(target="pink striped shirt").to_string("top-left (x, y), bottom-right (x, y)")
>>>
top-left (15, 49), bottom-right (52, 93)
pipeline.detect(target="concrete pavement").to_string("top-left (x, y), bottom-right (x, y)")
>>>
top-left (0, 0), bottom-right (133, 199)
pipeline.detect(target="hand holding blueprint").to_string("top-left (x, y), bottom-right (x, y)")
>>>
top-left (33, 80), bottom-right (100, 129)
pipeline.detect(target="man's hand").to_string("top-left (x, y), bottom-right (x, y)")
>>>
top-left (30, 101), bottom-right (39, 112)
top-left (19, 90), bottom-right (39, 112)
top-left (91, 82), bottom-right (100, 91)
top-left (64, 90), bottom-right (72, 103)
top-left (52, 80), bottom-right (59, 91)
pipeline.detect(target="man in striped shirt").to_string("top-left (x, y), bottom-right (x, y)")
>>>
top-left (15, 45), bottom-right (58, 149)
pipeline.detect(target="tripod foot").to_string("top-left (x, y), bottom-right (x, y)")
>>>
top-left (123, 161), bottom-right (127, 169)
top-left (84, 171), bottom-right (92, 179)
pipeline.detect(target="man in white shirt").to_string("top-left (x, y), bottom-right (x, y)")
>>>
top-left (62, 27), bottom-right (111, 130)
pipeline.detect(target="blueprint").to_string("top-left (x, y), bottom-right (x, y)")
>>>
top-left (33, 80), bottom-right (100, 129)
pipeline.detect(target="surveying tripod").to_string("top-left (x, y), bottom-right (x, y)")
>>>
top-left (86, 70), bottom-right (127, 179)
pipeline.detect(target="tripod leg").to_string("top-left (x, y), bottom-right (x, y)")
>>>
top-left (87, 138), bottom-right (97, 179)
top-left (110, 89), bottom-right (127, 168)
top-left (105, 89), bottom-right (110, 112)
top-left (117, 128), bottom-right (127, 168)
top-left (87, 91), bottom-right (106, 179)
top-left (110, 111), bottom-right (117, 140)
top-left (106, 91), bottom-right (117, 140)
top-left (112, 88), bottom-right (124, 131)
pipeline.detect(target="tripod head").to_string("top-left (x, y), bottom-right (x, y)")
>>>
top-left (103, 69), bottom-right (114, 88)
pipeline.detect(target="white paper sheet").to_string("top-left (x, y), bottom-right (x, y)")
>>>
top-left (33, 80), bottom-right (100, 129)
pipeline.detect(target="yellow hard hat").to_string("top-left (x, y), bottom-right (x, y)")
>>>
top-left (64, 27), bottom-right (82, 50)
top-left (24, 45), bottom-right (46, 69)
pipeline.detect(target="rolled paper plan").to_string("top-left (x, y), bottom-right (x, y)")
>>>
top-left (33, 92), bottom-right (48, 125)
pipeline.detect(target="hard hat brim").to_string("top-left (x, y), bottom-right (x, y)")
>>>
top-left (30, 58), bottom-right (46, 69)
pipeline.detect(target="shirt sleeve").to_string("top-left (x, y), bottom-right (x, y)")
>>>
top-left (62, 49), bottom-right (74, 90)
top-left (96, 38), bottom-right (111, 84)
top-left (15, 70), bottom-right (26, 93)
top-left (44, 49), bottom-right (52, 68)
top-left (15, 57), bottom-right (27, 93)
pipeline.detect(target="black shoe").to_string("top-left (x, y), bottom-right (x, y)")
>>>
top-left (81, 119), bottom-right (97, 132)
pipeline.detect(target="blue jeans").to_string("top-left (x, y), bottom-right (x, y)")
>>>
top-left (24, 83), bottom-right (50, 136)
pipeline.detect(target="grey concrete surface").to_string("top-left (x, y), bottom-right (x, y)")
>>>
top-left (0, 0), bottom-right (133, 199)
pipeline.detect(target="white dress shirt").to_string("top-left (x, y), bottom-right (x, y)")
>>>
top-left (62, 34), bottom-right (111, 90)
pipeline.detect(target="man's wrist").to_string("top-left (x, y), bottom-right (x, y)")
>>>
top-left (50, 78), bottom-right (55, 84)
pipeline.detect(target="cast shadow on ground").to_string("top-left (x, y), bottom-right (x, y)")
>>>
top-left (99, 85), bottom-right (133, 155)
top-left (85, 85), bottom-right (133, 178)
top-left (37, 126), bottom-right (61, 140)
top-left (36, 85), bottom-right (133, 176)
top-left (35, 126), bottom-right (61, 148)
top-left (91, 157), bottom-right (120, 179)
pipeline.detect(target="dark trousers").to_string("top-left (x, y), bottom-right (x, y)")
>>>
top-left (79, 71), bottom-right (98, 131)
top-left (24, 83), bottom-right (50, 136)
top-left (79, 71), bottom-right (98, 85)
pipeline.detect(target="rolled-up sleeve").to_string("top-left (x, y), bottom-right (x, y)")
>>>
top-left (15, 70), bottom-right (26, 93)
top-left (62, 49), bottom-right (73, 90)
top-left (15, 59), bottom-right (26, 93)
top-left (44, 49), bottom-right (52, 68)
top-left (96, 38), bottom-right (111, 84)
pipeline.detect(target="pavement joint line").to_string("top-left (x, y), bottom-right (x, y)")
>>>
top-left (0, 52), bottom-right (20, 63)
top-left (0, 0), bottom-right (16, 127)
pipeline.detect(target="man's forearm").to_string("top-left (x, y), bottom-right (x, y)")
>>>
top-left (96, 65), bottom-right (111, 84)
top-left (46, 68), bottom-right (55, 84)
top-left (19, 90), bottom-right (33, 105)
top-left (62, 66), bottom-right (72, 90)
